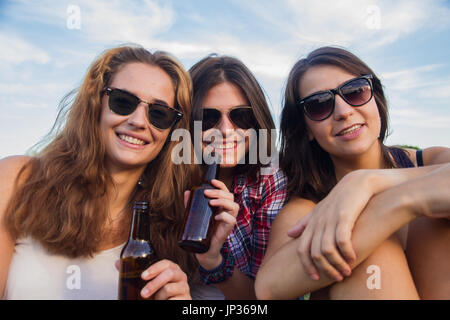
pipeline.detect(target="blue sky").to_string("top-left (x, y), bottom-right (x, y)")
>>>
top-left (1, 0), bottom-right (450, 158)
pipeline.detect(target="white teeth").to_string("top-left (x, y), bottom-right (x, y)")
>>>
top-left (119, 134), bottom-right (145, 145)
top-left (212, 142), bottom-right (235, 149)
top-left (339, 124), bottom-right (362, 136)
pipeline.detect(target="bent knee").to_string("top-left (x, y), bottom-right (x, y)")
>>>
top-left (406, 217), bottom-right (450, 299)
top-left (329, 235), bottom-right (419, 300)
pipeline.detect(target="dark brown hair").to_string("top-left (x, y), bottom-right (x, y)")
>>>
top-left (280, 46), bottom-right (405, 202)
top-left (189, 54), bottom-right (276, 178)
top-left (4, 45), bottom-right (198, 278)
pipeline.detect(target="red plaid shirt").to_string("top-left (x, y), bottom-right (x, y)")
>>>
top-left (199, 167), bottom-right (287, 284)
top-left (226, 167), bottom-right (287, 278)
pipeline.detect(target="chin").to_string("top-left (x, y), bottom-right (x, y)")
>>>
top-left (219, 162), bottom-right (238, 168)
top-left (340, 139), bottom-right (378, 157)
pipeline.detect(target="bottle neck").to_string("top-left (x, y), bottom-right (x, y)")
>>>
top-left (130, 208), bottom-right (150, 241)
top-left (203, 162), bottom-right (220, 184)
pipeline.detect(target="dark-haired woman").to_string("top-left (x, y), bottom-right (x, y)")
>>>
top-left (1, 46), bottom-right (203, 299)
top-left (188, 55), bottom-right (287, 299)
top-left (255, 47), bottom-right (450, 299)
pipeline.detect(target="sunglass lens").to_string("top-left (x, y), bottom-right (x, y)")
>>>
top-left (108, 90), bottom-right (139, 115)
top-left (304, 92), bottom-right (334, 121)
top-left (229, 108), bottom-right (257, 129)
top-left (341, 78), bottom-right (372, 106)
top-left (149, 104), bottom-right (177, 129)
top-left (202, 109), bottom-right (221, 131)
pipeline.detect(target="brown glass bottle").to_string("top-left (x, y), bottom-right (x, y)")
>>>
top-left (118, 201), bottom-right (158, 300)
top-left (178, 160), bottom-right (221, 253)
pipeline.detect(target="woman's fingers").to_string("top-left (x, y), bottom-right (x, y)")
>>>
top-left (204, 188), bottom-right (234, 202)
top-left (336, 218), bottom-right (357, 264)
top-left (310, 224), bottom-right (344, 282)
top-left (321, 220), bottom-right (352, 278)
top-left (297, 225), bottom-right (319, 281)
top-left (287, 213), bottom-right (311, 238)
top-left (153, 278), bottom-right (191, 300)
top-left (184, 190), bottom-right (191, 208)
top-left (140, 260), bottom-right (189, 300)
top-left (209, 198), bottom-right (239, 217)
top-left (210, 178), bottom-right (230, 192)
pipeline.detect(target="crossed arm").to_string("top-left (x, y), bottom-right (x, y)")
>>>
top-left (255, 152), bottom-right (450, 299)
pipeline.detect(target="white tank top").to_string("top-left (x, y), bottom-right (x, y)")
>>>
top-left (4, 237), bottom-right (224, 300)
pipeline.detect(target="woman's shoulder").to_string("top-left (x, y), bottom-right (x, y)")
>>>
top-left (0, 155), bottom-right (33, 183)
top-left (0, 155), bottom-right (33, 210)
top-left (398, 146), bottom-right (449, 166)
top-left (282, 196), bottom-right (315, 217)
top-left (272, 195), bottom-right (315, 226)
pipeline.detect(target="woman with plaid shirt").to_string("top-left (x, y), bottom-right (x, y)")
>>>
top-left (188, 55), bottom-right (287, 299)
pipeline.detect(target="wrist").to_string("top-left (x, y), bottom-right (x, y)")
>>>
top-left (379, 183), bottom-right (419, 221)
top-left (365, 169), bottom-right (402, 195)
top-left (196, 252), bottom-right (223, 271)
top-left (198, 249), bottom-right (235, 285)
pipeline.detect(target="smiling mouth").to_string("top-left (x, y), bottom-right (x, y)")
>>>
top-left (211, 142), bottom-right (237, 150)
top-left (336, 124), bottom-right (364, 136)
top-left (117, 133), bottom-right (148, 146)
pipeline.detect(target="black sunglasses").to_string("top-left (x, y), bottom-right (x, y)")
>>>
top-left (201, 106), bottom-right (258, 131)
top-left (104, 87), bottom-right (183, 130)
top-left (298, 75), bottom-right (374, 121)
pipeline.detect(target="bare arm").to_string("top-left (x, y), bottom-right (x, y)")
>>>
top-left (213, 268), bottom-right (256, 300)
top-left (255, 164), bottom-right (450, 299)
top-left (286, 162), bottom-right (449, 281)
top-left (0, 156), bottom-right (32, 298)
top-left (415, 146), bottom-right (450, 166)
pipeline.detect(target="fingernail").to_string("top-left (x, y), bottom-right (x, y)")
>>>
top-left (344, 269), bottom-right (351, 276)
top-left (141, 270), bottom-right (149, 279)
top-left (336, 275), bottom-right (344, 282)
top-left (310, 274), bottom-right (319, 281)
top-left (141, 288), bottom-right (149, 297)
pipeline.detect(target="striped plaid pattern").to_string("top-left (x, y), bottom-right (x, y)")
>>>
top-left (226, 167), bottom-right (287, 279)
top-left (199, 167), bottom-right (287, 284)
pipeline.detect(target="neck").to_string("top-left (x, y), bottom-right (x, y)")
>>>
top-left (106, 166), bottom-right (146, 221)
top-left (332, 141), bottom-right (385, 182)
top-left (218, 167), bottom-right (235, 191)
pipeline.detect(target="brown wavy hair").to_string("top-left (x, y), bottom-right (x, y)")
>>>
top-left (4, 45), bottom-right (199, 278)
top-left (280, 46), bottom-right (406, 202)
top-left (189, 54), bottom-right (276, 179)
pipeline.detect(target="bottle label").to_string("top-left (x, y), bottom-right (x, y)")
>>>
top-left (182, 188), bottom-right (213, 241)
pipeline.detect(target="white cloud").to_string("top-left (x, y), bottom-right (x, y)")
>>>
top-left (417, 84), bottom-right (450, 99)
top-left (236, 0), bottom-right (450, 49)
top-left (0, 32), bottom-right (50, 65)
top-left (381, 64), bottom-right (445, 90)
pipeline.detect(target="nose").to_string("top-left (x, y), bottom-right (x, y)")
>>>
top-left (127, 102), bottom-right (148, 129)
top-left (333, 94), bottom-right (354, 121)
top-left (216, 113), bottom-right (236, 137)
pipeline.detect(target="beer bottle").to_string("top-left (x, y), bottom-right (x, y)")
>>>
top-left (119, 201), bottom-right (158, 300)
top-left (178, 158), bottom-right (221, 253)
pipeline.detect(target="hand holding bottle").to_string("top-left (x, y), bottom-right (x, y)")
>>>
top-left (139, 259), bottom-right (191, 300)
top-left (116, 259), bottom-right (191, 300)
top-left (192, 179), bottom-right (239, 270)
